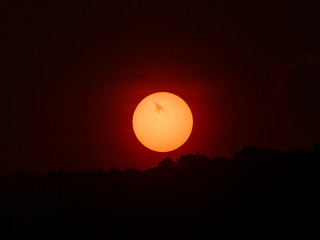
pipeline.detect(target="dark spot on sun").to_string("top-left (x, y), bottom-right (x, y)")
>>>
top-left (154, 101), bottom-right (164, 113)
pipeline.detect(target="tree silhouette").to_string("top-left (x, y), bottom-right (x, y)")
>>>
top-left (0, 145), bottom-right (319, 239)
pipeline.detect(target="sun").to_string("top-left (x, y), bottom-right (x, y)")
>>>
top-left (132, 92), bottom-right (193, 152)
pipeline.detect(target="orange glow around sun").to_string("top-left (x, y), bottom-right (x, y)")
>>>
top-left (132, 92), bottom-right (193, 152)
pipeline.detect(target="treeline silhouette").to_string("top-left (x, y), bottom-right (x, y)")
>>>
top-left (0, 146), bottom-right (319, 239)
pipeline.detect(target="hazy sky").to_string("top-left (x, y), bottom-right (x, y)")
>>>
top-left (1, 0), bottom-right (320, 174)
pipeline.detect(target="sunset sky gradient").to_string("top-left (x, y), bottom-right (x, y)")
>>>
top-left (1, 0), bottom-right (320, 174)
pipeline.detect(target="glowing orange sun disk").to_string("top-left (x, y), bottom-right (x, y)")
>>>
top-left (132, 92), bottom-right (193, 152)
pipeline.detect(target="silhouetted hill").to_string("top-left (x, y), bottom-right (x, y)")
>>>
top-left (0, 146), bottom-right (319, 239)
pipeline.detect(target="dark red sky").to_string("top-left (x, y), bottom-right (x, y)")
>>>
top-left (1, 0), bottom-right (320, 174)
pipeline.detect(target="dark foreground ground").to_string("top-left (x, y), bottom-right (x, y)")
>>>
top-left (0, 146), bottom-right (319, 239)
